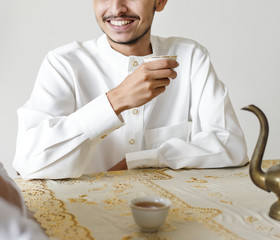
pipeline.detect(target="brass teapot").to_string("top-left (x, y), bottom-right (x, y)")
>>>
top-left (242, 105), bottom-right (280, 221)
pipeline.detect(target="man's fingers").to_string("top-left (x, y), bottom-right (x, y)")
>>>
top-left (153, 86), bottom-right (167, 96)
top-left (149, 68), bottom-right (177, 80)
top-left (153, 78), bottom-right (171, 88)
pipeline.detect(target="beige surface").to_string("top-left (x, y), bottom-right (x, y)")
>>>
top-left (15, 160), bottom-right (280, 240)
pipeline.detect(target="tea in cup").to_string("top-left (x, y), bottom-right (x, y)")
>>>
top-left (129, 196), bottom-right (171, 232)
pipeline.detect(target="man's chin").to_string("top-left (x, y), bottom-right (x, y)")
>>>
top-left (105, 25), bottom-right (151, 46)
top-left (107, 35), bottom-right (140, 45)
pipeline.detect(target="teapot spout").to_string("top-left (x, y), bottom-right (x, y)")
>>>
top-left (242, 105), bottom-right (270, 192)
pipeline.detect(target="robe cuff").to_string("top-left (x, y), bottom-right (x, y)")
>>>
top-left (71, 93), bottom-right (124, 140)
top-left (126, 149), bottom-right (160, 169)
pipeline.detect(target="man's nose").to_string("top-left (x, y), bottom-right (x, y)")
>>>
top-left (110, 0), bottom-right (128, 16)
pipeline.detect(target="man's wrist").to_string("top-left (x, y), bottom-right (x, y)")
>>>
top-left (108, 159), bottom-right (127, 171)
top-left (106, 90), bottom-right (128, 115)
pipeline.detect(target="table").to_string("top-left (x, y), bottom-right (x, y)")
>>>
top-left (15, 160), bottom-right (280, 240)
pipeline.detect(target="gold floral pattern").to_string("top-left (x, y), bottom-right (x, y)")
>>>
top-left (261, 159), bottom-right (280, 169)
top-left (15, 179), bottom-right (94, 240)
top-left (68, 194), bottom-right (97, 205)
top-left (15, 160), bottom-right (280, 240)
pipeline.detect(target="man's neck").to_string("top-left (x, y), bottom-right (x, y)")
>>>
top-left (106, 33), bottom-right (153, 57)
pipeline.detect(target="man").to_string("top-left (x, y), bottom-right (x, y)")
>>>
top-left (0, 163), bottom-right (49, 239)
top-left (13, 0), bottom-right (248, 179)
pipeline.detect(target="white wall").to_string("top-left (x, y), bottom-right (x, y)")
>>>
top-left (1, 0), bottom-right (280, 177)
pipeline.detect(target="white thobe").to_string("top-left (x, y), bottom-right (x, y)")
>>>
top-left (0, 199), bottom-right (49, 240)
top-left (13, 34), bottom-right (248, 179)
top-left (0, 163), bottom-right (48, 240)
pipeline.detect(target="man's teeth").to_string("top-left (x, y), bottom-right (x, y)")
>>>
top-left (110, 20), bottom-right (132, 26)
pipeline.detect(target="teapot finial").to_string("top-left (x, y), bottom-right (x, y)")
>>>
top-left (242, 104), bottom-right (280, 220)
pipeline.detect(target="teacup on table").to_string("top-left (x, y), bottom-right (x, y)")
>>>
top-left (129, 196), bottom-right (171, 232)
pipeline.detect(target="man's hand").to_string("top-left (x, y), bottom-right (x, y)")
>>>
top-left (107, 59), bottom-right (179, 115)
top-left (108, 158), bottom-right (128, 171)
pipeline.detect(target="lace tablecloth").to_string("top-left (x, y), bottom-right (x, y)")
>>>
top-left (15, 160), bottom-right (280, 240)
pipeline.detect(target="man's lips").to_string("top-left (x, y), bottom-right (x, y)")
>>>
top-left (103, 15), bottom-right (140, 27)
top-left (109, 19), bottom-right (133, 27)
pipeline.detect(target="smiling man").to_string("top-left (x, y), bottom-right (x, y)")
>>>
top-left (13, 0), bottom-right (248, 179)
top-left (95, 0), bottom-right (156, 50)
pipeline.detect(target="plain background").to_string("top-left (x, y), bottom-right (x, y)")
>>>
top-left (1, 0), bottom-right (280, 177)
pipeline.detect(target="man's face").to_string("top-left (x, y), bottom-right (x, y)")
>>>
top-left (93, 0), bottom-right (157, 45)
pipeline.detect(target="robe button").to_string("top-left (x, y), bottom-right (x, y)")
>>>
top-left (129, 139), bottom-right (135, 145)
top-left (132, 60), bottom-right (139, 67)
top-left (132, 109), bottom-right (139, 115)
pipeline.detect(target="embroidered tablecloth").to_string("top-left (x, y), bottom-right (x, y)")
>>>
top-left (15, 160), bottom-right (280, 240)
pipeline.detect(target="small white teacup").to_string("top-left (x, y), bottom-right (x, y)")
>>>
top-left (129, 196), bottom-right (171, 232)
top-left (144, 55), bottom-right (177, 63)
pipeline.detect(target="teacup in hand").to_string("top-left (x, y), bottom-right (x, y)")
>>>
top-left (129, 196), bottom-right (171, 232)
top-left (144, 55), bottom-right (177, 63)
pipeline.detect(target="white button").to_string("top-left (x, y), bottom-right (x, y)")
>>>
top-left (132, 109), bottom-right (139, 115)
top-left (132, 60), bottom-right (139, 67)
top-left (129, 139), bottom-right (135, 145)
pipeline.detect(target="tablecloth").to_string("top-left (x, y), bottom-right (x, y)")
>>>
top-left (15, 160), bottom-right (280, 240)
